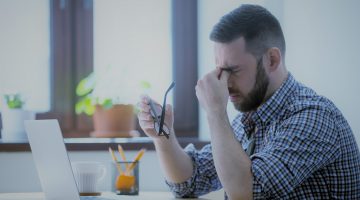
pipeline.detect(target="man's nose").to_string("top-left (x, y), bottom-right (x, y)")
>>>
top-left (227, 75), bottom-right (233, 88)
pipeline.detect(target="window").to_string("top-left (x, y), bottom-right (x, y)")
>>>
top-left (0, 0), bottom-right (50, 112)
top-left (0, 0), bottom-right (198, 138)
top-left (0, 0), bottom-right (198, 137)
top-left (93, 0), bottom-right (172, 103)
top-left (1, 0), bottom-right (94, 135)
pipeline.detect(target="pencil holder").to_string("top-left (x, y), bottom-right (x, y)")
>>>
top-left (111, 161), bottom-right (139, 195)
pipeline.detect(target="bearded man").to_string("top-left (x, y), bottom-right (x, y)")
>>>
top-left (138, 4), bottom-right (360, 200)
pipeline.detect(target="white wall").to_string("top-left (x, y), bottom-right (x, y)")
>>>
top-left (198, 0), bottom-right (360, 145)
top-left (283, 0), bottom-right (360, 145)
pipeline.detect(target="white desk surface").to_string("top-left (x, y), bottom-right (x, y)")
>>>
top-left (0, 191), bottom-right (214, 200)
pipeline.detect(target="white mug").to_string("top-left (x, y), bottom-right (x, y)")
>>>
top-left (72, 161), bottom-right (106, 194)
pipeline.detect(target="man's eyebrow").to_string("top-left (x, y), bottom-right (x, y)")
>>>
top-left (219, 65), bottom-right (239, 71)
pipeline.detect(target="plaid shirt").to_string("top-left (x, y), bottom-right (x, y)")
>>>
top-left (166, 73), bottom-right (360, 199)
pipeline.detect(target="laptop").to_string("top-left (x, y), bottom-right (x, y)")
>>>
top-left (25, 119), bottom-right (113, 200)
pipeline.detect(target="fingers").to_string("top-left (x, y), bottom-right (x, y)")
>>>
top-left (216, 67), bottom-right (222, 80)
top-left (137, 106), bottom-right (157, 135)
top-left (140, 94), bottom-right (148, 102)
top-left (215, 67), bottom-right (230, 82)
top-left (165, 104), bottom-right (173, 114)
top-left (137, 101), bottom-right (151, 113)
top-left (219, 69), bottom-right (230, 83)
top-left (195, 79), bottom-right (203, 99)
top-left (198, 68), bottom-right (225, 82)
top-left (139, 121), bottom-right (156, 130)
top-left (138, 95), bottom-right (173, 120)
top-left (138, 95), bottom-right (160, 113)
top-left (137, 111), bottom-right (153, 121)
top-left (137, 96), bottom-right (156, 127)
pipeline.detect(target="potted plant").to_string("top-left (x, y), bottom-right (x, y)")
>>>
top-left (1, 93), bottom-right (35, 140)
top-left (75, 68), bottom-right (150, 138)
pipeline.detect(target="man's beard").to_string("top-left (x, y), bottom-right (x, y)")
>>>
top-left (231, 59), bottom-right (270, 112)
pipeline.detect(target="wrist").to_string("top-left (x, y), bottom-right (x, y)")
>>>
top-left (206, 109), bottom-right (228, 122)
top-left (153, 129), bottom-right (177, 147)
top-left (206, 111), bottom-right (231, 137)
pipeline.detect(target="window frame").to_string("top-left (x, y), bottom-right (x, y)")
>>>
top-left (38, 0), bottom-right (94, 137)
top-left (172, 0), bottom-right (198, 136)
top-left (0, 0), bottom-right (199, 138)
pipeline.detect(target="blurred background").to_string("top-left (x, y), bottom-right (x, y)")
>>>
top-left (1, 0), bottom-right (359, 142)
top-left (0, 0), bottom-right (359, 195)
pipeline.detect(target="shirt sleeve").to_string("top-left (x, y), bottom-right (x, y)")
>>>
top-left (166, 143), bottom-right (222, 198)
top-left (251, 105), bottom-right (341, 199)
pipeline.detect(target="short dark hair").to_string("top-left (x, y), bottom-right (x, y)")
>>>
top-left (210, 4), bottom-right (286, 59)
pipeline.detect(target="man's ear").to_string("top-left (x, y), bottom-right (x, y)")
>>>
top-left (266, 47), bottom-right (281, 72)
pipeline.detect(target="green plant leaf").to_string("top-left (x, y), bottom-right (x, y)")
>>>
top-left (74, 70), bottom-right (154, 115)
top-left (75, 99), bottom-right (85, 114)
top-left (84, 97), bottom-right (95, 115)
top-left (84, 105), bottom-right (95, 115)
top-left (75, 96), bottom-right (95, 116)
top-left (140, 81), bottom-right (151, 89)
top-left (4, 94), bottom-right (23, 109)
top-left (76, 72), bottom-right (95, 96)
top-left (101, 99), bottom-right (113, 109)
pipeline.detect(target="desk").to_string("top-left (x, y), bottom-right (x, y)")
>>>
top-left (0, 192), bottom-right (215, 200)
top-left (0, 137), bottom-right (209, 151)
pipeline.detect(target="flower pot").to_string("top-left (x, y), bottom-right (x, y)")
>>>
top-left (90, 104), bottom-right (138, 138)
top-left (1, 109), bottom-right (35, 140)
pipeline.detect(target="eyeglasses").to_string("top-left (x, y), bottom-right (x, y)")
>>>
top-left (148, 82), bottom-right (175, 139)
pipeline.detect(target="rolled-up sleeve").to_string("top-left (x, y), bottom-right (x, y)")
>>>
top-left (166, 143), bottom-right (222, 198)
top-left (250, 106), bottom-right (341, 199)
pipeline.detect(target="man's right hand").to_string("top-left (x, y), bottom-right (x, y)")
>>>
top-left (137, 95), bottom-right (193, 185)
top-left (137, 95), bottom-right (174, 139)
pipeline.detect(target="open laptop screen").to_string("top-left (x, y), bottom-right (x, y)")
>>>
top-left (25, 119), bottom-right (80, 200)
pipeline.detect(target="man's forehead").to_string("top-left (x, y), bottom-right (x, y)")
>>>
top-left (215, 38), bottom-right (248, 60)
top-left (214, 38), bottom-right (252, 67)
top-left (214, 37), bottom-right (247, 52)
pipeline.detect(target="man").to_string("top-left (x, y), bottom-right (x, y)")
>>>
top-left (137, 4), bottom-right (360, 200)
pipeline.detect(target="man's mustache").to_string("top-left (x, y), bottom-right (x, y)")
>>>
top-left (228, 88), bottom-right (240, 94)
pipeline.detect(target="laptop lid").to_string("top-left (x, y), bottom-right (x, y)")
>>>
top-left (25, 119), bottom-right (80, 200)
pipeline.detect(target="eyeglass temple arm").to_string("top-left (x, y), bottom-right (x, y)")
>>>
top-left (149, 99), bottom-right (169, 138)
top-left (159, 82), bottom-right (175, 134)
